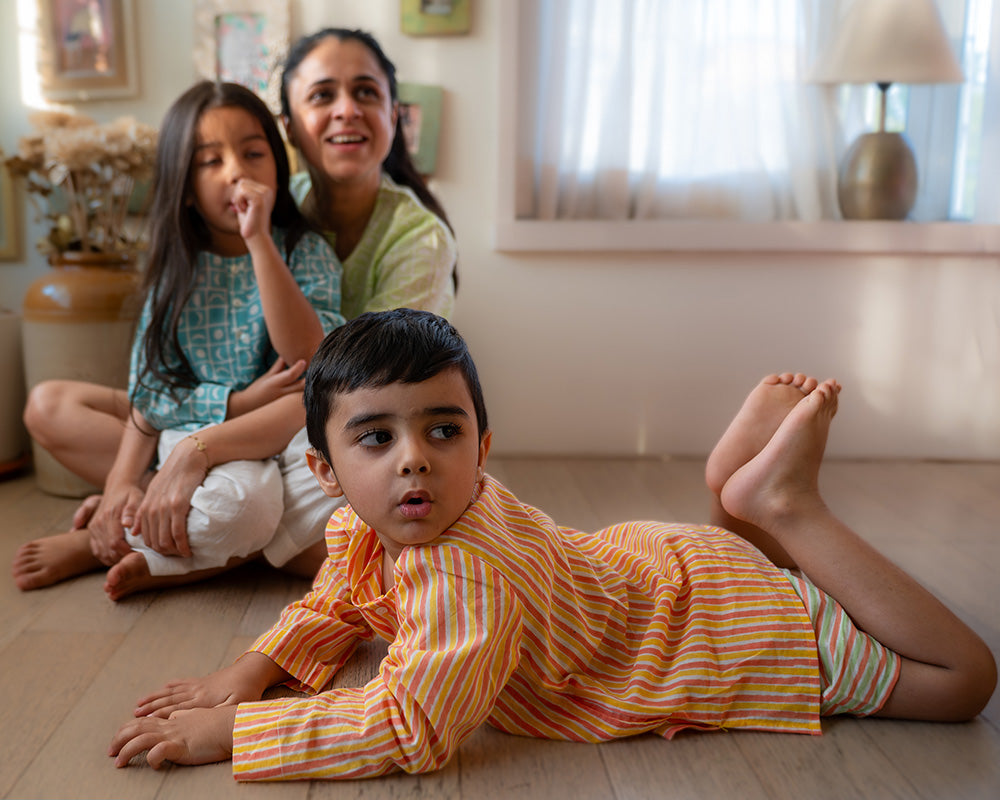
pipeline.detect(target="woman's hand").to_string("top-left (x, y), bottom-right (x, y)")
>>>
top-left (233, 177), bottom-right (276, 244)
top-left (109, 705), bottom-right (237, 769)
top-left (227, 357), bottom-right (307, 418)
top-left (88, 484), bottom-right (145, 566)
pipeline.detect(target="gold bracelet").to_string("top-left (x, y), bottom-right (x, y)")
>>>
top-left (185, 434), bottom-right (210, 467)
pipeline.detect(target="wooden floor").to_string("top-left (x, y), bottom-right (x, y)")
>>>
top-left (2, 456), bottom-right (999, 799)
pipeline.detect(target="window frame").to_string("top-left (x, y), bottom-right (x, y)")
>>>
top-left (495, 0), bottom-right (1000, 255)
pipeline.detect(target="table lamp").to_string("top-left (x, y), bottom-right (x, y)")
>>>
top-left (810, 0), bottom-right (964, 220)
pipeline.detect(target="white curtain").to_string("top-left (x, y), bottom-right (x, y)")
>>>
top-left (525, 0), bottom-right (847, 222)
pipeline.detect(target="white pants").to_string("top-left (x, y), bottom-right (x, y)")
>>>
top-left (125, 426), bottom-right (343, 576)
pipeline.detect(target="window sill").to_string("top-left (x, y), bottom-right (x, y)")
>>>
top-left (494, 219), bottom-right (1000, 255)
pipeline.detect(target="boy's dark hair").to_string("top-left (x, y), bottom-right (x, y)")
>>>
top-left (304, 309), bottom-right (488, 462)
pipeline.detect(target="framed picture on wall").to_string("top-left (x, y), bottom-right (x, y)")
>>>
top-left (400, 0), bottom-right (471, 36)
top-left (0, 161), bottom-right (21, 261)
top-left (193, 0), bottom-right (290, 112)
top-left (36, 0), bottom-right (139, 101)
top-left (398, 82), bottom-right (444, 176)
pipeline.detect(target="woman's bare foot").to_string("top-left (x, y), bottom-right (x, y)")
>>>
top-left (12, 529), bottom-right (103, 590)
top-left (705, 373), bottom-right (818, 495)
top-left (719, 379), bottom-right (840, 533)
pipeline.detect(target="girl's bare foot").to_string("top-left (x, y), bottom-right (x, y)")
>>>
top-left (719, 379), bottom-right (840, 534)
top-left (105, 552), bottom-right (162, 601)
top-left (705, 373), bottom-right (818, 495)
top-left (104, 552), bottom-right (251, 601)
top-left (12, 529), bottom-right (103, 590)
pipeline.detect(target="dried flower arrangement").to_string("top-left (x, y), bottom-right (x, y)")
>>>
top-left (4, 110), bottom-right (157, 255)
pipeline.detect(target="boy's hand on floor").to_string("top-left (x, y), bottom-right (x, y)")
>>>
top-left (133, 670), bottom-right (258, 719)
top-left (132, 655), bottom-right (282, 719)
top-left (110, 705), bottom-right (237, 769)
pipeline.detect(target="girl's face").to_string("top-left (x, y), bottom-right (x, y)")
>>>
top-left (307, 368), bottom-right (491, 563)
top-left (189, 105), bottom-right (277, 255)
top-left (284, 36), bottom-right (398, 192)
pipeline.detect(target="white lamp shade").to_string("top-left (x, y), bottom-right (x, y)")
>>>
top-left (810, 0), bottom-right (964, 85)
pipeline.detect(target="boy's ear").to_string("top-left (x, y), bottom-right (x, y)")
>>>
top-left (477, 430), bottom-right (492, 478)
top-left (306, 448), bottom-right (344, 498)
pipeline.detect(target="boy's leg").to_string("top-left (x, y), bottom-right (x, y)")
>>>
top-left (705, 373), bottom-right (818, 568)
top-left (721, 381), bottom-right (997, 721)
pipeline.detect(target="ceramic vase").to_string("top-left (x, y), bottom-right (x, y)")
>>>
top-left (22, 250), bottom-right (142, 497)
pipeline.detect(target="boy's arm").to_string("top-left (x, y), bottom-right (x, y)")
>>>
top-left (245, 548), bottom-right (374, 693)
top-left (110, 705), bottom-right (238, 769)
top-left (110, 652), bottom-right (291, 769)
top-left (232, 551), bottom-right (524, 781)
top-left (133, 652), bottom-right (290, 719)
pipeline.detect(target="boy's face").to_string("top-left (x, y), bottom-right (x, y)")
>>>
top-left (307, 368), bottom-right (491, 561)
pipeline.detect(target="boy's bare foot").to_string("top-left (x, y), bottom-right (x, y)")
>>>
top-left (719, 379), bottom-right (840, 533)
top-left (12, 529), bottom-right (103, 590)
top-left (705, 373), bottom-right (818, 495)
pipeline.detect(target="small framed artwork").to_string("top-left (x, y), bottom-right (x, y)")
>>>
top-left (398, 83), bottom-right (444, 176)
top-left (0, 161), bottom-right (21, 261)
top-left (401, 0), bottom-right (471, 36)
top-left (193, 0), bottom-right (290, 112)
top-left (36, 0), bottom-right (139, 101)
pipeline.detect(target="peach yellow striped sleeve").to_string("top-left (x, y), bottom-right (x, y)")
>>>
top-left (231, 546), bottom-right (523, 781)
top-left (248, 554), bottom-right (374, 693)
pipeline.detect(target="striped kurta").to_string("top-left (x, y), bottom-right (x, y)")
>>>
top-left (232, 475), bottom-right (821, 781)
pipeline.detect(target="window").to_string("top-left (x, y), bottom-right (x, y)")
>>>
top-left (496, 0), bottom-right (1000, 253)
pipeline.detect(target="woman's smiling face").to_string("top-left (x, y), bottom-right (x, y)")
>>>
top-left (283, 36), bottom-right (398, 189)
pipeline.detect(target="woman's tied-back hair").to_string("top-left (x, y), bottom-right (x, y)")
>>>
top-left (304, 309), bottom-right (487, 463)
top-left (136, 80), bottom-right (309, 403)
top-left (279, 28), bottom-right (455, 241)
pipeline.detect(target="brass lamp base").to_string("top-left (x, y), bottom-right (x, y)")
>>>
top-left (837, 131), bottom-right (917, 220)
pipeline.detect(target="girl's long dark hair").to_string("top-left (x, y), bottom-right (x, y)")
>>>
top-left (136, 80), bottom-right (309, 401)
top-left (279, 28), bottom-right (455, 238)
